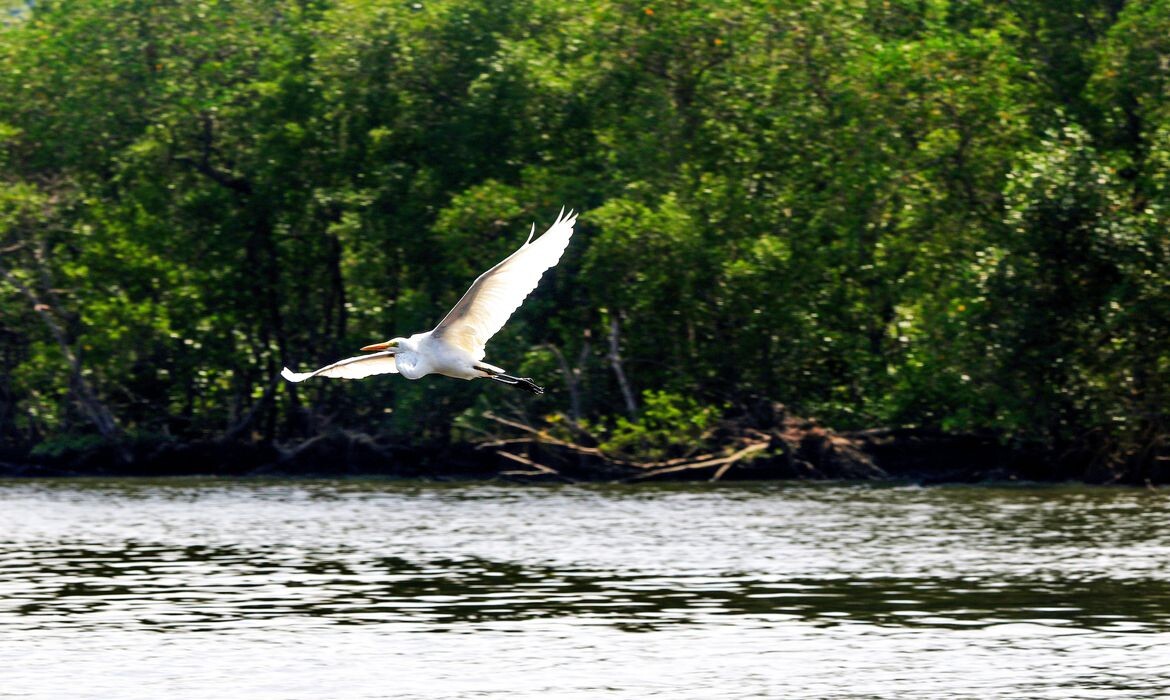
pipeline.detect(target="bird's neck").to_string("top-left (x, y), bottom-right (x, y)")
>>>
top-left (393, 333), bottom-right (433, 379)
top-left (395, 348), bottom-right (426, 379)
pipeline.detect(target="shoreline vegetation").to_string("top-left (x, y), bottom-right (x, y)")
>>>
top-left (4, 403), bottom-right (1164, 485)
top-left (2, 1), bottom-right (1168, 482)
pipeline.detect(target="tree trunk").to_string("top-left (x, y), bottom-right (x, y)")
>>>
top-left (547, 338), bottom-right (591, 424)
top-left (0, 262), bottom-right (122, 443)
top-left (607, 314), bottom-right (638, 417)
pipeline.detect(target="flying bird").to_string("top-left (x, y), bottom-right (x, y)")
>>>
top-left (281, 208), bottom-right (577, 395)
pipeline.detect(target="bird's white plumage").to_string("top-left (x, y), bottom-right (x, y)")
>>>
top-left (280, 208), bottom-right (576, 385)
top-left (280, 351), bottom-right (397, 383)
top-left (432, 208), bottom-right (577, 360)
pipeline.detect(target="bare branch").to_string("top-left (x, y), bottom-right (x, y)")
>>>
top-left (630, 441), bottom-right (768, 482)
top-left (496, 450), bottom-right (576, 483)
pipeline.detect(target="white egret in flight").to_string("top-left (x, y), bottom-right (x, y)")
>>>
top-left (281, 208), bottom-right (577, 395)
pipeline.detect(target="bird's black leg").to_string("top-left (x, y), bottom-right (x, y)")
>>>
top-left (479, 366), bottom-right (544, 395)
top-left (490, 373), bottom-right (544, 395)
top-left (502, 373), bottom-right (543, 395)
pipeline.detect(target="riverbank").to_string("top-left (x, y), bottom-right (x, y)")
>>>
top-left (3, 404), bottom-right (1162, 484)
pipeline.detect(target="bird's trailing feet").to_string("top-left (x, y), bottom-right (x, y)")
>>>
top-left (515, 377), bottom-right (544, 395)
top-left (485, 371), bottom-right (544, 395)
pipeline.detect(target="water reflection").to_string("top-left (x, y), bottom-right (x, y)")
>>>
top-left (7, 547), bottom-right (1170, 633)
top-left (2, 481), bottom-right (1169, 634)
top-left (2, 480), bottom-right (1169, 698)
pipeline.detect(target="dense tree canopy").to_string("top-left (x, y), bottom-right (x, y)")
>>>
top-left (1, 0), bottom-right (1167, 478)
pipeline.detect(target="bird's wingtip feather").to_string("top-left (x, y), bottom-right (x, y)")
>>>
top-left (552, 206), bottom-right (577, 230)
top-left (281, 367), bottom-right (308, 383)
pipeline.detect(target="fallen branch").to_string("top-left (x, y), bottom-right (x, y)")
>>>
top-left (482, 411), bottom-right (544, 436)
top-left (630, 441), bottom-right (769, 482)
top-left (482, 411), bottom-right (637, 466)
top-left (711, 444), bottom-right (769, 482)
top-left (474, 437), bottom-right (540, 450)
top-left (632, 450), bottom-right (734, 470)
top-left (497, 451), bottom-right (576, 482)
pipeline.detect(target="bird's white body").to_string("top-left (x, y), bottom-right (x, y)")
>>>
top-left (281, 208), bottom-right (576, 392)
top-left (391, 332), bottom-right (504, 381)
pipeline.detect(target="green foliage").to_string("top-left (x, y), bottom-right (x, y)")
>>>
top-left (28, 433), bottom-right (110, 459)
top-left (0, 0), bottom-right (1166, 473)
top-left (595, 390), bottom-right (721, 461)
top-left (28, 428), bottom-right (174, 458)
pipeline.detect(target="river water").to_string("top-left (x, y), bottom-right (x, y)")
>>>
top-left (1, 479), bottom-right (1168, 699)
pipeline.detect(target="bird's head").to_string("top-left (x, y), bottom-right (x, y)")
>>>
top-left (360, 337), bottom-right (405, 352)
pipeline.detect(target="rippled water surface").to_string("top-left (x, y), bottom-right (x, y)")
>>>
top-left (2, 479), bottom-right (1169, 698)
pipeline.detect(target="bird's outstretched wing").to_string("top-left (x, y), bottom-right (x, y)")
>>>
top-left (432, 208), bottom-right (577, 360)
top-left (281, 351), bottom-right (397, 382)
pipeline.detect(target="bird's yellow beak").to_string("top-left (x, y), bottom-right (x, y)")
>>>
top-left (360, 340), bottom-right (398, 352)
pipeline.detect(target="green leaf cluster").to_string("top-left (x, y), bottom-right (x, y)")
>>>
top-left (0, 0), bottom-right (1166, 476)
